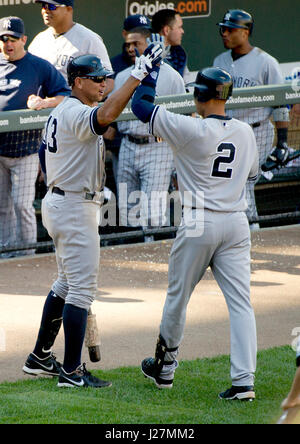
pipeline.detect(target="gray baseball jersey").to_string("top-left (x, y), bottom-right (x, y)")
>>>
top-left (213, 47), bottom-right (283, 223)
top-left (44, 96), bottom-right (105, 193)
top-left (29, 23), bottom-right (112, 81)
top-left (213, 47), bottom-right (283, 124)
top-left (149, 107), bottom-right (259, 212)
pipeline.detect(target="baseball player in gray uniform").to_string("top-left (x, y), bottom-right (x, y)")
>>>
top-left (23, 44), bottom-right (163, 388)
top-left (112, 29), bottom-right (185, 237)
top-left (213, 9), bottom-right (300, 228)
top-left (132, 65), bottom-right (259, 401)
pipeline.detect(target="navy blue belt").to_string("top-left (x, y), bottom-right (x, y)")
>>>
top-left (126, 134), bottom-right (159, 144)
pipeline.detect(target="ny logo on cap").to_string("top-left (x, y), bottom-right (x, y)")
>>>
top-left (3, 19), bottom-right (12, 30)
top-left (139, 16), bottom-right (148, 25)
top-left (224, 13), bottom-right (231, 21)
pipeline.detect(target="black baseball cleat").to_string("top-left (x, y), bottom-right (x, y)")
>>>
top-left (262, 145), bottom-right (300, 172)
top-left (57, 363), bottom-right (112, 388)
top-left (141, 357), bottom-right (178, 389)
top-left (23, 352), bottom-right (61, 377)
top-left (219, 385), bottom-right (255, 401)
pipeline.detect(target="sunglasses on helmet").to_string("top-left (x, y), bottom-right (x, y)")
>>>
top-left (81, 76), bottom-right (107, 83)
top-left (41, 3), bottom-right (66, 11)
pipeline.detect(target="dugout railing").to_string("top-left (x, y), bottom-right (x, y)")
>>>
top-left (0, 83), bottom-right (299, 255)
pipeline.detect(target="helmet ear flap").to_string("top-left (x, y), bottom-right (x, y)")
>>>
top-left (193, 85), bottom-right (213, 103)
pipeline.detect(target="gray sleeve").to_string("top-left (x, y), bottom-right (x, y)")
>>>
top-left (263, 54), bottom-right (284, 85)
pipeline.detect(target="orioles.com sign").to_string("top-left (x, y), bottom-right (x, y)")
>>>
top-left (126, 0), bottom-right (211, 19)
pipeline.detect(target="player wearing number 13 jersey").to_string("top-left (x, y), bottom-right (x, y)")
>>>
top-left (23, 44), bottom-right (163, 388)
top-left (132, 67), bottom-right (259, 400)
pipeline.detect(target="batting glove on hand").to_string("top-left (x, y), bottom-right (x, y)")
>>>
top-left (147, 33), bottom-right (171, 60)
top-left (131, 43), bottom-right (163, 82)
top-left (262, 142), bottom-right (300, 172)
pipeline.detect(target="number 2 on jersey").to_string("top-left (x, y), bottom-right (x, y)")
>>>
top-left (46, 116), bottom-right (58, 153)
top-left (211, 143), bottom-right (236, 179)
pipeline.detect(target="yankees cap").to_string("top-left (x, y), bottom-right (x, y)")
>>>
top-left (0, 17), bottom-right (25, 38)
top-left (34, 0), bottom-right (74, 7)
top-left (124, 14), bottom-right (151, 32)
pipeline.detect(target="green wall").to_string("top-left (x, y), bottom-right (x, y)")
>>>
top-left (0, 0), bottom-right (299, 71)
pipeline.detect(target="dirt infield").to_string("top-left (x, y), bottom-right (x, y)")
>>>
top-left (0, 225), bottom-right (300, 383)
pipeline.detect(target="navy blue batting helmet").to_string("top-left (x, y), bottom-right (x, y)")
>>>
top-left (67, 55), bottom-right (114, 86)
top-left (218, 9), bottom-right (254, 35)
top-left (186, 67), bottom-right (233, 103)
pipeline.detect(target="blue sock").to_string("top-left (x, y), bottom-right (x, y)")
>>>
top-left (62, 304), bottom-right (88, 374)
top-left (33, 290), bottom-right (65, 359)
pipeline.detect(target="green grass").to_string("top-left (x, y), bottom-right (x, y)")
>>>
top-left (0, 346), bottom-right (296, 424)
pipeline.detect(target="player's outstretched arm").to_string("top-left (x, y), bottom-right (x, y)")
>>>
top-left (97, 43), bottom-right (162, 127)
top-left (97, 76), bottom-right (141, 127)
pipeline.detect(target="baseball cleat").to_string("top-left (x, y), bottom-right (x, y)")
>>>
top-left (57, 363), bottom-right (112, 389)
top-left (23, 352), bottom-right (61, 377)
top-left (141, 357), bottom-right (178, 389)
top-left (219, 385), bottom-right (255, 401)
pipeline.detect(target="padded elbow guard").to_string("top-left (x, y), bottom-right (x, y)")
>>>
top-left (132, 84), bottom-right (156, 123)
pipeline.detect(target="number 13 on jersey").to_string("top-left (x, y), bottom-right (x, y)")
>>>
top-left (45, 116), bottom-right (58, 153)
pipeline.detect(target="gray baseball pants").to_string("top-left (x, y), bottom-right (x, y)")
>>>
top-left (42, 190), bottom-right (101, 311)
top-left (117, 137), bottom-right (173, 228)
top-left (160, 209), bottom-right (257, 387)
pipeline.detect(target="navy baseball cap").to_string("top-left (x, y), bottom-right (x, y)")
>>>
top-left (34, 0), bottom-right (74, 7)
top-left (0, 17), bottom-right (25, 38)
top-left (123, 14), bottom-right (151, 32)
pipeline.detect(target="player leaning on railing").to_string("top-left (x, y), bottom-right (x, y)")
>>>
top-left (0, 16), bottom-right (70, 258)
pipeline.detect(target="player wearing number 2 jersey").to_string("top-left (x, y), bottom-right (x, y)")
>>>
top-left (132, 66), bottom-right (259, 401)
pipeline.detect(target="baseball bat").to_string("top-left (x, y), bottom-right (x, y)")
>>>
top-left (85, 308), bottom-right (101, 362)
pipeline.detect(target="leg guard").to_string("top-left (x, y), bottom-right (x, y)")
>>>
top-left (153, 334), bottom-right (179, 378)
top-left (33, 290), bottom-right (65, 357)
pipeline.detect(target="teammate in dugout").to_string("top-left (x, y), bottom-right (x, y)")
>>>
top-left (131, 65), bottom-right (259, 401)
top-left (23, 44), bottom-right (163, 388)
top-left (111, 29), bottom-right (185, 239)
top-left (151, 9), bottom-right (189, 81)
top-left (29, 0), bottom-right (114, 98)
top-left (213, 9), bottom-right (300, 229)
top-left (0, 16), bottom-right (70, 258)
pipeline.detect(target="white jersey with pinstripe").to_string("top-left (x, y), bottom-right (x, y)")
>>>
top-left (29, 23), bottom-right (113, 81)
